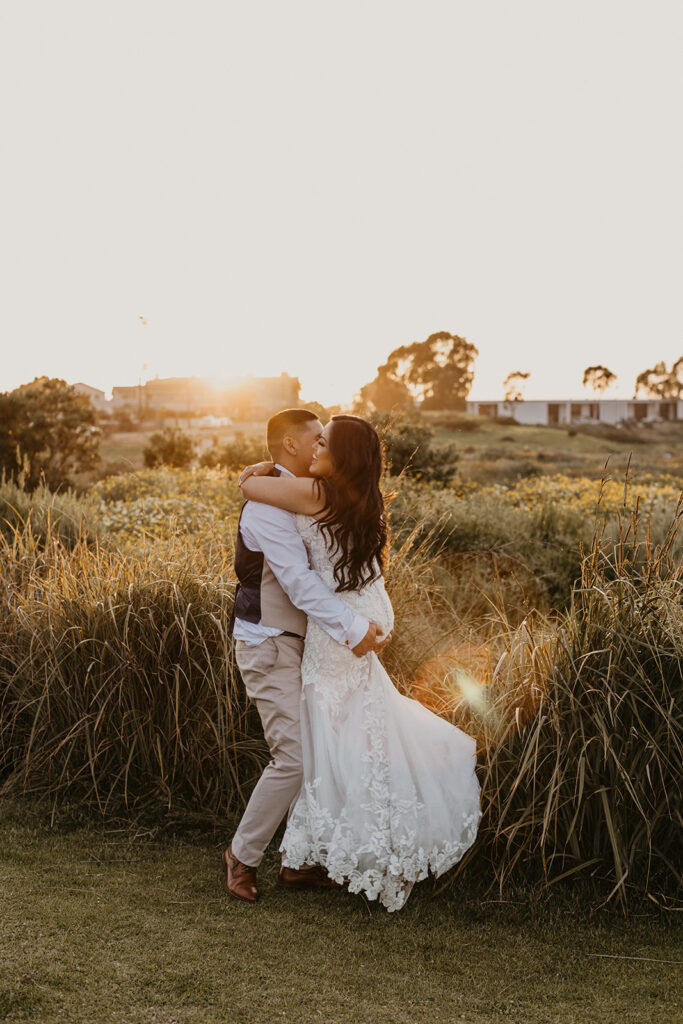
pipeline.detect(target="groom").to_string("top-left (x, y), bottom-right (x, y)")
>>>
top-left (222, 408), bottom-right (390, 902)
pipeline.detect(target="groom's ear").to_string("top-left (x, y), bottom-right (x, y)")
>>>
top-left (281, 434), bottom-right (298, 456)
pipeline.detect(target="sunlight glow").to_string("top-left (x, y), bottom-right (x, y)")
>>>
top-left (450, 668), bottom-right (490, 714)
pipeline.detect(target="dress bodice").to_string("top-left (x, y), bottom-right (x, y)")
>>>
top-left (295, 515), bottom-right (394, 636)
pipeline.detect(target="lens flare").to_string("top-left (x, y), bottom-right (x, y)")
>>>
top-left (450, 667), bottom-right (490, 712)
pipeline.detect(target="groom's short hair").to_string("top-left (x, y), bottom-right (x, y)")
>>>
top-left (267, 408), bottom-right (319, 456)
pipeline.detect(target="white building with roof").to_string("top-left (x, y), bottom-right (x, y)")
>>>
top-left (466, 397), bottom-right (682, 425)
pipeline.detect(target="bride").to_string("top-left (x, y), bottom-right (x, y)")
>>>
top-left (239, 414), bottom-right (480, 911)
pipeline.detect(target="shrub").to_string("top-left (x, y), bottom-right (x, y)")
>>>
top-left (0, 474), bottom-right (99, 546)
top-left (389, 474), bottom-right (682, 608)
top-left (370, 411), bottom-right (459, 484)
top-left (142, 428), bottom-right (195, 469)
top-left (111, 410), bottom-right (138, 432)
top-left (569, 422), bottom-right (650, 445)
top-left (199, 432), bottom-right (267, 471)
top-left (90, 458), bottom-right (139, 482)
top-left (426, 413), bottom-right (481, 432)
top-left (91, 467), bottom-right (243, 544)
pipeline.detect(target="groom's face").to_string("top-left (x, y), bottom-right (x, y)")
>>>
top-left (287, 419), bottom-right (324, 477)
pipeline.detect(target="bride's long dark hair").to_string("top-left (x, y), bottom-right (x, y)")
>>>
top-left (315, 415), bottom-right (388, 593)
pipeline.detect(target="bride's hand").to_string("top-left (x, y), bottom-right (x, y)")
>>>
top-left (238, 460), bottom-right (275, 487)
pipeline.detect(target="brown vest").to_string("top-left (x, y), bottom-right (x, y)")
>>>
top-left (260, 560), bottom-right (307, 635)
top-left (232, 484), bottom-right (307, 636)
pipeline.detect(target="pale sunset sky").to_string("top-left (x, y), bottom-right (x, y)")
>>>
top-left (1, 1), bottom-right (681, 406)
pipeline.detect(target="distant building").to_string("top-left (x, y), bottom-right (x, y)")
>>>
top-left (466, 398), bottom-right (682, 425)
top-left (112, 385), bottom-right (144, 412)
top-left (144, 376), bottom-right (217, 414)
top-left (72, 382), bottom-right (109, 413)
top-left (226, 373), bottom-right (300, 419)
top-left (110, 373), bottom-right (301, 420)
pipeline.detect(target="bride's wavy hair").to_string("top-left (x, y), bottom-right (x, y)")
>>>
top-left (315, 415), bottom-right (388, 593)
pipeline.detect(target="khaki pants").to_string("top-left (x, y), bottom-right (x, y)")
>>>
top-left (231, 635), bottom-right (304, 868)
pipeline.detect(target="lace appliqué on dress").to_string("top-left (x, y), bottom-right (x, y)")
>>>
top-left (282, 515), bottom-right (481, 911)
top-left (295, 515), bottom-right (392, 720)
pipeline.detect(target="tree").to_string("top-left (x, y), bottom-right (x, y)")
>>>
top-left (0, 377), bottom-right (100, 490)
top-left (357, 367), bottom-right (413, 413)
top-left (582, 365), bottom-right (617, 394)
top-left (634, 358), bottom-right (683, 399)
top-left (502, 371), bottom-right (530, 402)
top-left (360, 332), bottom-right (478, 412)
top-left (142, 427), bottom-right (195, 468)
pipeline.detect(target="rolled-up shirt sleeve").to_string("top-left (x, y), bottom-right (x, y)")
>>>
top-left (240, 503), bottom-right (369, 649)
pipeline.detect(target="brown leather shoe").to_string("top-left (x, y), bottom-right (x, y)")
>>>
top-left (222, 845), bottom-right (259, 903)
top-left (277, 864), bottom-right (343, 890)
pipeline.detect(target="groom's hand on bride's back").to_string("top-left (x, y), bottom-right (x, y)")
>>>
top-left (351, 621), bottom-right (393, 658)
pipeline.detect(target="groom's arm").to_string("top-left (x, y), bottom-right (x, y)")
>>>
top-left (240, 503), bottom-right (371, 651)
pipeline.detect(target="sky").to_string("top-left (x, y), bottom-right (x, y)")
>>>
top-left (1, 1), bottom-right (681, 406)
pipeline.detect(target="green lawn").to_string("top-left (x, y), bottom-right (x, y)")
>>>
top-left (1, 802), bottom-right (680, 1024)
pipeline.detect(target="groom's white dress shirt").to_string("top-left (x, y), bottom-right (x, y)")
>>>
top-left (232, 465), bottom-right (369, 649)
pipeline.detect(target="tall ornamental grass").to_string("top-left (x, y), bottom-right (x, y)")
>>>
top-left (391, 473), bottom-right (682, 607)
top-left (0, 518), bottom-right (439, 821)
top-left (445, 502), bottom-right (682, 906)
top-left (0, 529), bottom-right (263, 818)
top-left (0, 476), bottom-right (680, 905)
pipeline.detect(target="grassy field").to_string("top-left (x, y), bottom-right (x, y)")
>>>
top-left (1, 417), bottom-right (680, 1022)
top-left (96, 421), bottom-right (268, 476)
top-left (1, 801), bottom-right (681, 1024)
top-left (425, 416), bottom-right (683, 486)
top-left (94, 416), bottom-right (683, 485)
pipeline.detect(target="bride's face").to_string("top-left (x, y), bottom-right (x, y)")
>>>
top-left (310, 423), bottom-right (334, 477)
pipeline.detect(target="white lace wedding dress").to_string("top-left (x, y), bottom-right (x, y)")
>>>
top-left (280, 516), bottom-right (481, 912)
